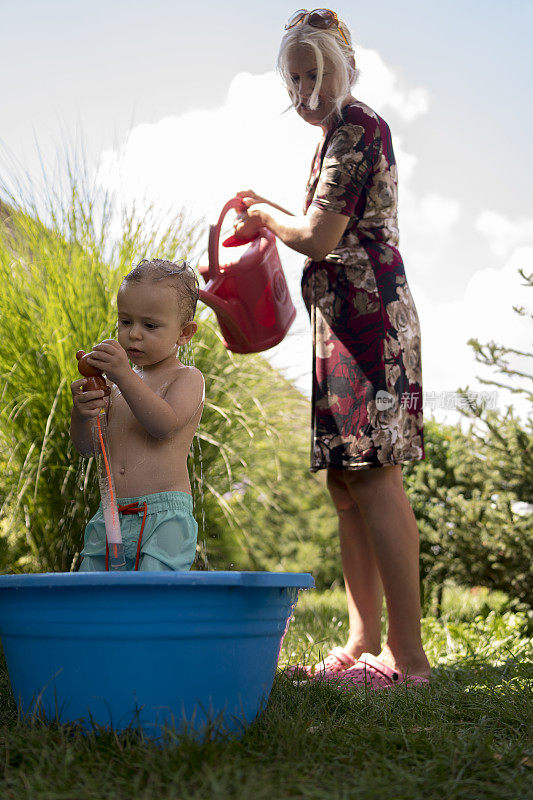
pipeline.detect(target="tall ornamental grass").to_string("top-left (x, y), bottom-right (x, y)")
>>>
top-left (0, 169), bottom-right (200, 571)
top-left (0, 160), bottom-right (336, 575)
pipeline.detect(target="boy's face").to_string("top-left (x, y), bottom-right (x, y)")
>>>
top-left (117, 280), bottom-right (194, 368)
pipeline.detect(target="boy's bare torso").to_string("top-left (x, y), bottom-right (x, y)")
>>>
top-left (106, 362), bottom-right (203, 498)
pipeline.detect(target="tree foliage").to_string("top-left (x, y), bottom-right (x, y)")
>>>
top-left (405, 268), bottom-right (532, 611)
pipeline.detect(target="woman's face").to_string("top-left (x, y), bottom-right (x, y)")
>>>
top-left (287, 45), bottom-right (338, 127)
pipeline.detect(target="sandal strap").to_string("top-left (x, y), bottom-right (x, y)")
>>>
top-left (326, 647), bottom-right (356, 668)
top-left (358, 652), bottom-right (401, 683)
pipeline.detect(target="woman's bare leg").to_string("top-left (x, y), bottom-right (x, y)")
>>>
top-left (327, 469), bottom-right (383, 660)
top-left (343, 464), bottom-right (430, 678)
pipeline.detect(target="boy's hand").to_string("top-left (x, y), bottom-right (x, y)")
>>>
top-left (71, 379), bottom-right (107, 419)
top-left (86, 339), bottom-right (131, 384)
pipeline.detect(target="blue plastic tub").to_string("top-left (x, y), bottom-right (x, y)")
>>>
top-left (0, 571), bottom-right (313, 737)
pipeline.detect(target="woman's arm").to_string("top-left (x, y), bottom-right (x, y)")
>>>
top-left (235, 190), bottom-right (349, 261)
top-left (249, 204), bottom-right (349, 261)
top-left (236, 190), bottom-right (294, 217)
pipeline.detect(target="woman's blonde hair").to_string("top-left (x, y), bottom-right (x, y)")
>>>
top-left (277, 16), bottom-right (358, 122)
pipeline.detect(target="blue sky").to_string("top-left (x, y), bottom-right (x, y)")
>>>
top-left (2, 1), bottom-right (531, 420)
top-left (3, 1), bottom-right (531, 216)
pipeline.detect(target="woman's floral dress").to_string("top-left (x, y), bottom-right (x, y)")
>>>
top-left (301, 101), bottom-right (424, 472)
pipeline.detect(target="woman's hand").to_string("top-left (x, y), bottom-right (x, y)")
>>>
top-left (236, 189), bottom-right (269, 209)
top-left (86, 339), bottom-right (131, 384)
top-left (233, 198), bottom-right (349, 261)
top-left (232, 209), bottom-right (264, 241)
top-left (230, 189), bottom-right (266, 241)
top-left (71, 379), bottom-right (107, 420)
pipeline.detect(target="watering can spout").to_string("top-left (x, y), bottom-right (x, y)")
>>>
top-left (198, 197), bottom-right (296, 354)
top-left (197, 289), bottom-right (250, 351)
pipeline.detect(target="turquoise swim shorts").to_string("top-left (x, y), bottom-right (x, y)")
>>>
top-left (79, 491), bottom-right (198, 572)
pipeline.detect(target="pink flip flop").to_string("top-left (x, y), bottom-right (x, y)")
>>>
top-left (285, 646), bottom-right (356, 678)
top-left (319, 652), bottom-right (430, 691)
top-left (315, 647), bottom-right (357, 674)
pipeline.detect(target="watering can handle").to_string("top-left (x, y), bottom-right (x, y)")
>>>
top-left (208, 197), bottom-right (246, 281)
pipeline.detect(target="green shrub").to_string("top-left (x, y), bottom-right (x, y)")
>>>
top-left (0, 184), bottom-right (200, 570)
top-left (404, 410), bottom-right (532, 612)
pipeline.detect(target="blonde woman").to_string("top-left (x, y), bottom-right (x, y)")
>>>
top-left (235, 10), bottom-right (430, 688)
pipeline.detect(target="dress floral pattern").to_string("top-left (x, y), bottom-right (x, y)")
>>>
top-left (302, 101), bottom-right (424, 472)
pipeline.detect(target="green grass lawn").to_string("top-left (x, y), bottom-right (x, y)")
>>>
top-left (1, 586), bottom-right (532, 800)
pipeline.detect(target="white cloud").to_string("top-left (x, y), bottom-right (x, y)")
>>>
top-left (97, 46), bottom-right (431, 226)
top-left (414, 245), bottom-right (532, 423)
top-left (98, 71), bottom-right (319, 227)
top-left (405, 192), bottom-right (461, 236)
top-left (355, 48), bottom-right (430, 122)
top-left (399, 188), bottom-right (462, 279)
top-left (475, 210), bottom-right (533, 258)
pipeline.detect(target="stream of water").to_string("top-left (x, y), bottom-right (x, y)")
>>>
top-left (91, 412), bottom-right (125, 569)
top-left (180, 341), bottom-right (209, 569)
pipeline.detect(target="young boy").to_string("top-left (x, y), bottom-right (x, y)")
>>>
top-left (70, 258), bottom-right (204, 571)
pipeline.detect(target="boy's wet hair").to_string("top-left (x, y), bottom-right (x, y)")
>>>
top-left (123, 258), bottom-right (200, 321)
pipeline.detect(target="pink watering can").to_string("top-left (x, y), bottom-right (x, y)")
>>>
top-left (198, 198), bottom-right (296, 354)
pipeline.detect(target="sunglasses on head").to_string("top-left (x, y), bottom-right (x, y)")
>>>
top-left (285, 8), bottom-right (350, 47)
